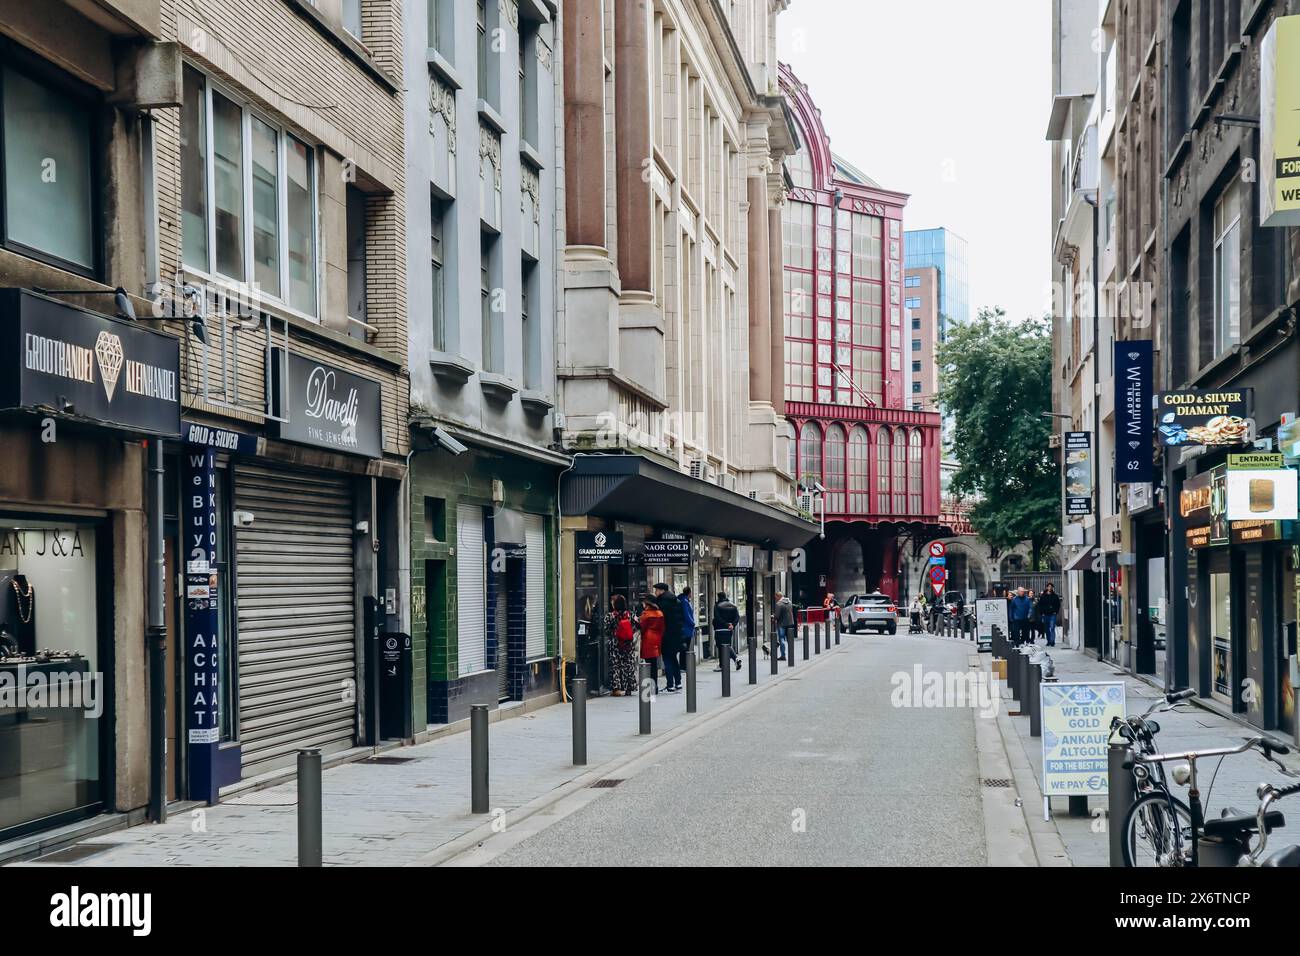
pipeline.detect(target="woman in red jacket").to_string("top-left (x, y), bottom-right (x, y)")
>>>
top-left (638, 596), bottom-right (666, 693)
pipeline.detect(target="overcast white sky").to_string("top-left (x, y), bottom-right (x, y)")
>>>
top-left (777, 0), bottom-right (1052, 323)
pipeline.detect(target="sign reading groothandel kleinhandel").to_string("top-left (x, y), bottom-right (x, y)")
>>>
top-left (1261, 15), bottom-right (1300, 227)
top-left (1040, 681), bottom-right (1126, 797)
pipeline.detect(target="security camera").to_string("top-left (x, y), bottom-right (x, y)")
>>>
top-left (433, 426), bottom-right (467, 456)
top-left (812, 481), bottom-right (826, 495)
top-left (233, 511), bottom-right (255, 528)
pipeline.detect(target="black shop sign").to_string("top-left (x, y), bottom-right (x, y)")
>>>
top-left (271, 348), bottom-right (383, 458)
top-left (0, 288), bottom-right (180, 437)
top-left (576, 531), bottom-right (624, 564)
top-left (642, 534), bottom-right (692, 566)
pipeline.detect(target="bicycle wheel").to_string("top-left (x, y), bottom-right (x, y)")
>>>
top-left (1123, 792), bottom-right (1193, 867)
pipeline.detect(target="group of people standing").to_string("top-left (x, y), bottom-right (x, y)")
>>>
top-left (1006, 583), bottom-right (1061, 647)
top-left (605, 585), bottom-right (755, 696)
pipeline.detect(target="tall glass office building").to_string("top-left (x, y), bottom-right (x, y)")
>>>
top-left (903, 227), bottom-right (970, 332)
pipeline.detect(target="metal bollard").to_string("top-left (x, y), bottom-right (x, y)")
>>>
top-left (639, 663), bottom-right (652, 734)
top-left (836, 618), bottom-right (842, 645)
top-left (748, 636), bottom-right (757, 685)
top-left (1007, 644), bottom-right (1021, 700)
top-left (789, 627), bottom-right (799, 668)
top-left (686, 652), bottom-right (698, 713)
top-left (803, 622), bottom-right (810, 660)
top-left (471, 704), bottom-right (489, 813)
top-left (1108, 738), bottom-right (1136, 866)
top-left (770, 630), bottom-right (779, 675)
top-left (1027, 660), bottom-right (1042, 737)
top-left (297, 748), bottom-right (322, 867)
top-left (571, 678), bottom-right (587, 766)
top-left (721, 645), bottom-right (732, 697)
top-left (815, 621), bottom-right (822, 654)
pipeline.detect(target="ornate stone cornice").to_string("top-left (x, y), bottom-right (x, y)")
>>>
top-left (429, 73), bottom-right (456, 153)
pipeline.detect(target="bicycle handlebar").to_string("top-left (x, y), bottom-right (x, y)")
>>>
top-left (1135, 736), bottom-right (1277, 765)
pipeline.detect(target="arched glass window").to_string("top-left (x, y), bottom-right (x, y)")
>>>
top-left (799, 421), bottom-right (822, 489)
top-left (909, 430), bottom-right (923, 514)
top-left (892, 429), bottom-right (907, 515)
top-left (825, 425), bottom-right (846, 514)
top-left (876, 428), bottom-right (890, 512)
top-left (848, 426), bottom-right (869, 514)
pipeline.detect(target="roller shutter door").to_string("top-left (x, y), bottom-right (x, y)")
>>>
top-left (234, 464), bottom-right (357, 776)
top-left (524, 514), bottom-right (546, 659)
top-left (457, 503), bottom-right (486, 676)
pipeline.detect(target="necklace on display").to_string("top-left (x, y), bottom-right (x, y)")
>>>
top-left (11, 578), bottom-right (33, 624)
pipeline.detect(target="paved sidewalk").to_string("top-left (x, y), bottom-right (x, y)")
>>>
top-left (991, 642), bottom-right (1300, 866)
top-left (16, 638), bottom-right (848, 867)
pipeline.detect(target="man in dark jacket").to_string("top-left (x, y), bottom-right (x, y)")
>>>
top-left (772, 592), bottom-right (795, 660)
top-left (653, 583), bottom-right (684, 691)
top-left (1008, 587), bottom-right (1034, 645)
top-left (712, 592), bottom-right (742, 672)
top-left (1034, 582), bottom-right (1062, 647)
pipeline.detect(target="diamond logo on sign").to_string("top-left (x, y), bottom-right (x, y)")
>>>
top-left (95, 330), bottom-right (124, 401)
top-left (594, 532), bottom-right (607, 548)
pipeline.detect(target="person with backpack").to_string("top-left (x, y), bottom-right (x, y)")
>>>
top-left (638, 596), bottom-right (666, 693)
top-left (653, 582), bottom-right (683, 692)
top-left (712, 592), bottom-right (742, 672)
top-left (604, 594), bottom-right (638, 696)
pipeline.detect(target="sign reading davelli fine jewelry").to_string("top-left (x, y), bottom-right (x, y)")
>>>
top-left (271, 348), bottom-right (383, 458)
top-left (0, 288), bottom-right (180, 437)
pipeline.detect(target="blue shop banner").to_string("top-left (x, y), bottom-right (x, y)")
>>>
top-left (1115, 340), bottom-right (1152, 482)
top-left (183, 447), bottom-right (222, 803)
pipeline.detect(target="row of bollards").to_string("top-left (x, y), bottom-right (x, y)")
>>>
top-left (294, 618), bottom-right (850, 861)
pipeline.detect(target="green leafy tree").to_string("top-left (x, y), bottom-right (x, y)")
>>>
top-left (937, 308), bottom-right (1058, 570)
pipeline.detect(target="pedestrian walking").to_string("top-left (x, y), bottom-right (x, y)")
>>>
top-left (678, 585), bottom-right (696, 677)
top-left (1008, 587), bottom-right (1034, 645)
top-left (772, 591), bottom-right (794, 660)
top-left (909, 594), bottom-right (923, 634)
top-left (605, 595), bottom-right (639, 696)
top-left (712, 591), bottom-right (742, 672)
top-left (1035, 582), bottom-right (1062, 647)
top-left (638, 596), bottom-right (665, 693)
top-left (653, 582), bottom-right (684, 692)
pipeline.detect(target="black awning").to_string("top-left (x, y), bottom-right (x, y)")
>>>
top-left (562, 454), bottom-right (818, 551)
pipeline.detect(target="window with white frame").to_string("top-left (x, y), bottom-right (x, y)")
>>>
top-left (431, 194), bottom-right (447, 351)
top-left (181, 65), bottom-right (318, 316)
top-left (1212, 186), bottom-right (1240, 356)
top-left (342, 0), bottom-right (361, 39)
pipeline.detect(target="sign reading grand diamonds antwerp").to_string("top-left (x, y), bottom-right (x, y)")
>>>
top-left (0, 288), bottom-right (181, 437)
top-left (271, 348), bottom-right (383, 458)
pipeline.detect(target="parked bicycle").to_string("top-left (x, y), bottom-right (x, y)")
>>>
top-left (1122, 734), bottom-right (1293, 867)
top-left (1110, 688), bottom-right (1196, 804)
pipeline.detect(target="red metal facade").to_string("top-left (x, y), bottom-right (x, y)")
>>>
top-left (780, 64), bottom-right (941, 527)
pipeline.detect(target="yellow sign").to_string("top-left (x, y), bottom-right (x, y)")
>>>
top-left (1262, 15), bottom-right (1300, 227)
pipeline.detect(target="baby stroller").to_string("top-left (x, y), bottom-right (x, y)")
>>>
top-left (908, 607), bottom-right (924, 634)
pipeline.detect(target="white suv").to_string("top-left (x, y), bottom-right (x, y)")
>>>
top-left (839, 592), bottom-right (898, 635)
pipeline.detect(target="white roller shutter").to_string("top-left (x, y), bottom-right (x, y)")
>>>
top-left (234, 464), bottom-right (357, 776)
top-left (457, 503), bottom-right (486, 676)
top-left (524, 514), bottom-right (546, 659)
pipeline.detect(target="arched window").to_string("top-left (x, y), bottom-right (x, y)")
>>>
top-left (799, 421), bottom-right (822, 489)
top-left (892, 429), bottom-right (907, 515)
top-left (848, 426), bottom-right (869, 514)
top-left (909, 430), bottom-right (923, 514)
top-left (876, 428), bottom-right (890, 513)
top-left (825, 425), bottom-right (846, 514)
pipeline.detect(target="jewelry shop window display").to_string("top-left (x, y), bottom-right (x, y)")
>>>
top-left (0, 517), bottom-right (105, 838)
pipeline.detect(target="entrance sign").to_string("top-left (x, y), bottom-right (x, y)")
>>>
top-left (1040, 681), bottom-right (1126, 800)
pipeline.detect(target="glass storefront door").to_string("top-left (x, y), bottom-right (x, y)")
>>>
top-left (0, 515), bottom-right (107, 839)
top-left (1211, 570), bottom-right (1233, 705)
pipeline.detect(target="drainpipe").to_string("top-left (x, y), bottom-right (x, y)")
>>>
top-left (147, 438), bottom-right (167, 823)
top-left (1084, 187), bottom-right (1104, 659)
